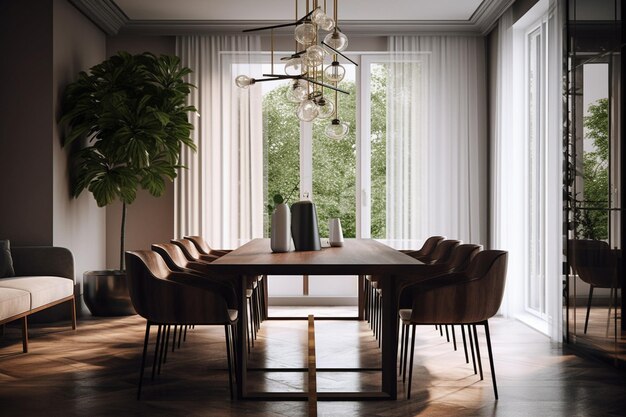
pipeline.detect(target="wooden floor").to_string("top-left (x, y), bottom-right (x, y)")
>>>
top-left (1, 307), bottom-right (625, 417)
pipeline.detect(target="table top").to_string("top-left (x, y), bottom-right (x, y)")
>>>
top-left (209, 238), bottom-right (425, 275)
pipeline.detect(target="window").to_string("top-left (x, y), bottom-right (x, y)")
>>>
top-left (526, 22), bottom-right (548, 318)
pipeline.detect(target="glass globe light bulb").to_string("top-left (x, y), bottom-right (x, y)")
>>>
top-left (303, 45), bottom-right (326, 68)
top-left (317, 15), bottom-right (335, 31)
top-left (284, 57), bottom-right (303, 76)
top-left (235, 75), bottom-right (253, 89)
top-left (295, 22), bottom-right (317, 45)
top-left (311, 7), bottom-right (324, 23)
top-left (297, 99), bottom-right (319, 122)
top-left (324, 61), bottom-right (345, 83)
top-left (286, 79), bottom-right (308, 103)
top-left (325, 118), bottom-right (349, 139)
top-left (312, 9), bottom-right (335, 31)
top-left (315, 98), bottom-right (334, 119)
top-left (323, 30), bottom-right (348, 52)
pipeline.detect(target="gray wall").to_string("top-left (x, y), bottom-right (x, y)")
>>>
top-left (0, 0), bottom-right (106, 287)
top-left (52, 0), bottom-right (107, 285)
top-left (104, 35), bottom-right (176, 269)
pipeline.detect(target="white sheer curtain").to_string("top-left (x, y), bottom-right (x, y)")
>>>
top-left (490, 10), bottom-right (519, 318)
top-left (175, 36), bottom-right (263, 249)
top-left (387, 36), bottom-right (488, 246)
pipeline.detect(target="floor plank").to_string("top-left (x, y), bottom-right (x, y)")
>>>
top-left (0, 309), bottom-right (625, 416)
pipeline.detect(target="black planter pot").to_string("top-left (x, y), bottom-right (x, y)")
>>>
top-left (83, 270), bottom-right (136, 316)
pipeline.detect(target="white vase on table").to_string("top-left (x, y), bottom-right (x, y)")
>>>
top-left (271, 203), bottom-right (291, 252)
top-left (329, 218), bottom-right (344, 247)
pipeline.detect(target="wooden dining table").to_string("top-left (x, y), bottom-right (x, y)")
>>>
top-left (208, 238), bottom-right (428, 401)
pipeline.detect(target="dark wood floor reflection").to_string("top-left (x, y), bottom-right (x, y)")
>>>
top-left (1, 307), bottom-right (625, 416)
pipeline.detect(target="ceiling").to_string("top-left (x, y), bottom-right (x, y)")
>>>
top-left (70, 0), bottom-right (514, 36)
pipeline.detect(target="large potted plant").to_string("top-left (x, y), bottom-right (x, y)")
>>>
top-left (60, 51), bottom-right (196, 315)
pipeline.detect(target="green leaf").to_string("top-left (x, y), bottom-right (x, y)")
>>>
top-left (273, 194), bottom-right (284, 205)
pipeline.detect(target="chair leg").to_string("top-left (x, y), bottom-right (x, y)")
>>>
top-left (407, 324), bottom-right (416, 399)
top-left (467, 325), bottom-right (477, 374)
top-left (225, 325), bottom-right (234, 400)
top-left (399, 321), bottom-right (405, 376)
top-left (157, 325), bottom-right (167, 375)
top-left (484, 321), bottom-right (499, 400)
top-left (461, 325), bottom-right (469, 363)
top-left (451, 325), bottom-right (457, 351)
top-left (584, 285), bottom-right (594, 334)
top-left (70, 297), bottom-right (77, 330)
top-left (178, 325), bottom-right (183, 349)
top-left (402, 323), bottom-right (410, 383)
top-left (137, 322), bottom-right (151, 400)
top-left (171, 326), bottom-right (178, 352)
top-left (183, 325), bottom-right (188, 342)
top-left (21, 316), bottom-right (28, 353)
top-left (445, 325), bottom-right (450, 342)
top-left (163, 325), bottom-right (171, 364)
top-left (152, 325), bottom-right (162, 380)
top-left (372, 290), bottom-right (377, 335)
top-left (473, 324), bottom-right (483, 380)
top-left (378, 294), bottom-right (383, 349)
top-left (606, 287), bottom-right (614, 337)
top-left (248, 296), bottom-right (256, 347)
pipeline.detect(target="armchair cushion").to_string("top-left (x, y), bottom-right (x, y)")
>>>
top-left (0, 240), bottom-right (15, 278)
top-left (0, 277), bottom-right (73, 309)
top-left (0, 287), bottom-right (30, 321)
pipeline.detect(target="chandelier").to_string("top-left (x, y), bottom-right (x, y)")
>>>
top-left (235, 0), bottom-right (355, 140)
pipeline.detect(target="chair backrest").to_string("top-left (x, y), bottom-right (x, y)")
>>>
top-left (171, 238), bottom-right (201, 261)
top-left (184, 235), bottom-right (211, 255)
top-left (445, 244), bottom-right (482, 272)
top-left (431, 239), bottom-right (461, 265)
top-left (151, 243), bottom-right (189, 271)
top-left (415, 236), bottom-right (445, 258)
top-left (125, 250), bottom-right (232, 325)
top-left (410, 250), bottom-right (508, 324)
top-left (567, 239), bottom-right (617, 288)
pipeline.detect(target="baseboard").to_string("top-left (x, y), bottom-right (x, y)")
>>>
top-left (269, 296), bottom-right (358, 306)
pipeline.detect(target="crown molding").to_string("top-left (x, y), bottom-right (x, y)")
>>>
top-left (69, 0), bottom-right (128, 35)
top-left (471, 0), bottom-right (516, 34)
top-left (118, 19), bottom-right (489, 37)
top-left (72, 0), bottom-right (512, 37)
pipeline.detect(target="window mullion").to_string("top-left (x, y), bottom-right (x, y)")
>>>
top-left (300, 120), bottom-right (313, 200)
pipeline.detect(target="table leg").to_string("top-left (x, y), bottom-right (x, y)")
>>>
top-left (381, 274), bottom-right (398, 399)
top-left (358, 275), bottom-right (365, 321)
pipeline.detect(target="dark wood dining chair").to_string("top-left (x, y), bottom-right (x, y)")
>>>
top-left (567, 239), bottom-right (619, 334)
top-left (400, 235), bottom-right (445, 261)
top-left (172, 238), bottom-right (219, 263)
top-left (125, 250), bottom-right (238, 400)
top-left (398, 250), bottom-right (508, 400)
top-left (397, 243), bottom-right (482, 377)
top-left (151, 239), bottom-right (261, 351)
top-left (184, 235), bottom-right (232, 257)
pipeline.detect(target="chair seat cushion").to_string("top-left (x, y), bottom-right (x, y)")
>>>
top-left (0, 277), bottom-right (73, 309)
top-left (0, 287), bottom-right (30, 321)
top-left (399, 308), bottom-right (412, 322)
